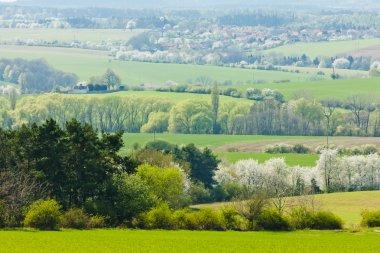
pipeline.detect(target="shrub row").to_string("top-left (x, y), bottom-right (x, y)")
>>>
top-left (23, 200), bottom-right (106, 230)
top-left (131, 204), bottom-right (343, 231)
top-left (265, 144), bottom-right (311, 154)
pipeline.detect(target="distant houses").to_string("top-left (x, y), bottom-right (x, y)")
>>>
top-left (68, 82), bottom-right (125, 94)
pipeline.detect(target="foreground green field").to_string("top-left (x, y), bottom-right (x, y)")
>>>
top-left (0, 28), bottom-right (145, 43)
top-left (0, 229), bottom-right (379, 253)
top-left (217, 152), bottom-right (319, 166)
top-left (0, 45), bottom-right (315, 85)
top-left (266, 38), bottom-right (380, 58)
top-left (197, 191), bottom-right (380, 226)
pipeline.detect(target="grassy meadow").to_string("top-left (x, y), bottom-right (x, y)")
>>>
top-left (0, 229), bottom-right (380, 253)
top-left (265, 38), bottom-right (380, 58)
top-left (228, 77), bottom-right (380, 100)
top-left (121, 133), bottom-right (319, 152)
top-left (196, 191), bottom-right (380, 226)
top-left (217, 152), bottom-right (319, 166)
top-left (0, 45), bottom-right (315, 85)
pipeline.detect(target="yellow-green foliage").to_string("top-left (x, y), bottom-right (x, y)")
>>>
top-left (136, 165), bottom-right (188, 208)
top-left (24, 199), bottom-right (62, 230)
top-left (361, 210), bottom-right (380, 227)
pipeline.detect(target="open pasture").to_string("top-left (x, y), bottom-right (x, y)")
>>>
top-left (228, 77), bottom-right (380, 100)
top-left (0, 45), bottom-right (315, 85)
top-left (0, 229), bottom-right (379, 253)
top-left (196, 191), bottom-right (380, 226)
top-left (217, 152), bottom-right (319, 166)
top-left (122, 133), bottom-right (380, 153)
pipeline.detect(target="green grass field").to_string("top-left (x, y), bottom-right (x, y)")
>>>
top-left (229, 77), bottom-right (380, 100)
top-left (76, 90), bottom-right (250, 103)
top-left (0, 45), bottom-right (315, 85)
top-left (196, 191), bottom-right (380, 226)
top-left (0, 28), bottom-right (145, 43)
top-left (0, 229), bottom-right (379, 253)
top-left (121, 133), bottom-right (320, 152)
top-left (217, 152), bottom-right (319, 166)
top-left (266, 38), bottom-right (380, 58)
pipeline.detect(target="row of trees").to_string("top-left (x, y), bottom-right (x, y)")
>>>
top-left (0, 59), bottom-right (78, 93)
top-left (1, 92), bottom-right (380, 136)
top-left (215, 150), bottom-right (380, 197)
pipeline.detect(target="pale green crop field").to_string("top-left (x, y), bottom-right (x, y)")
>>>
top-left (217, 152), bottom-right (319, 166)
top-left (76, 90), bottom-right (250, 103)
top-left (0, 45), bottom-right (314, 85)
top-left (0, 28), bottom-right (146, 43)
top-left (196, 191), bottom-right (380, 226)
top-left (266, 38), bottom-right (380, 58)
top-left (121, 133), bottom-right (319, 152)
top-left (0, 229), bottom-right (379, 253)
top-left (230, 77), bottom-right (380, 100)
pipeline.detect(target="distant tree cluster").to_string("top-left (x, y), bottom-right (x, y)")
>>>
top-left (0, 59), bottom-right (78, 93)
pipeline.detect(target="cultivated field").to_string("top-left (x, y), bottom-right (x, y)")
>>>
top-left (196, 191), bottom-right (380, 226)
top-left (122, 133), bottom-right (380, 153)
top-left (266, 38), bottom-right (380, 58)
top-left (228, 77), bottom-right (380, 100)
top-left (0, 229), bottom-right (380, 253)
top-left (0, 28), bottom-right (146, 43)
top-left (218, 152), bottom-right (319, 166)
top-left (0, 45), bottom-right (316, 85)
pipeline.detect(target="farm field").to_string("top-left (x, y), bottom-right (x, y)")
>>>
top-left (0, 229), bottom-right (380, 253)
top-left (0, 28), bottom-right (146, 43)
top-left (196, 191), bottom-right (380, 226)
top-left (122, 133), bottom-right (380, 153)
top-left (217, 152), bottom-right (319, 166)
top-left (265, 38), bottom-right (380, 58)
top-left (55, 90), bottom-right (250, 103)
top-left (278, 65), bottom-right (368, 78)
top-left (0, 45), bottom-right (315, 85)
top-left (228, 77), bottom-right (380, 100)
top-left (121, 133), bottom-right (320, 153)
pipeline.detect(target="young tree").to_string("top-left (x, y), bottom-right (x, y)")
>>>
top-left (211, 82), bottom-right (220, 134)
top-left (102, 69), bottom-right (121, 91)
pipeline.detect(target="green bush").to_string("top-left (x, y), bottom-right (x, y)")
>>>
top-left (61, 209), bottom-right (89, 229)
top-left (288, 206), bottom-right (314, 229)
top-left (172, 209), bottom-right (197, 230)
top-left (24, 199), bottom-right (62, 230)
top-left (361, 210), bottom-right (380, 227)
top-left (255, 209), bottom-right (291, 231)
top-left (292, 144), bottom-right (311, 154)
top-left (192, 208), bottom-right (226, 231)
top-left (309, 211), bottom-right (343, 230)
top-left (189, 182), bottom-right (211, 204)
top-left (87, 215), bottom-right (107, 229)
top-left (142, 203), bottom-right (174, 229)
top-left (145, 140), bottom-right (175, 153)
top-left (221, 207), bottom-right (248, 231)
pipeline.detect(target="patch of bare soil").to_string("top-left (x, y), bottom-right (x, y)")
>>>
top-left (344, 45), bottom-right (380, 60)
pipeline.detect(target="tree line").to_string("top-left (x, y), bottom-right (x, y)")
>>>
top-left (2, 91), bottom-right (380, 136)
top-left (0, 59), bottom-right (78, 93)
